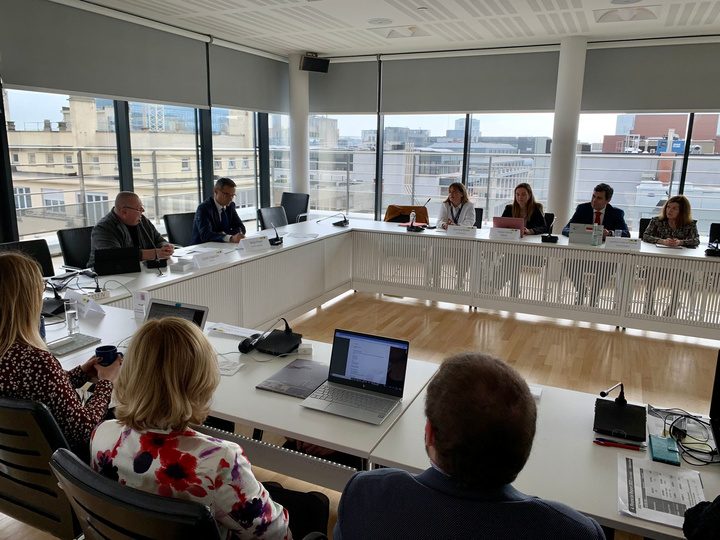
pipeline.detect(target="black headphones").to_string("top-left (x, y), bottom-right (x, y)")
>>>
top-left (238, 333), bottom-right (262, 354)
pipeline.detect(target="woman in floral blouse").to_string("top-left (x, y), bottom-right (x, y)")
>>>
top-left (642, 195), bottom-right (700, 248)
top-left (0, 252), bottom-right (120, 457)
top-left (91, 317), bottom-right (290, 540)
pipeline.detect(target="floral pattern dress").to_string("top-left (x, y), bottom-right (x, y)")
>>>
top-left (91, 420), bottom-right (290, 540)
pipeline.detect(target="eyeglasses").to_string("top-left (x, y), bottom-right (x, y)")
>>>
top-left (219, 190), bottom-right (236, 199)
top-left (122, 205), bottom-right (145, 213)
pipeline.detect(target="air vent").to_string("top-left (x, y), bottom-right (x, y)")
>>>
top-left (367, 25), bottom-right (430, 39)
top-left (594, 6), bottom-right (660, 23)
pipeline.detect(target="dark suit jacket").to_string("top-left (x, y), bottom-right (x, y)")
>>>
top-left (334, 467), bottom-right (605, 540)
top-left (502, 204), bottom-right (548, 235)
top-left (88, 209), bottom-right (168, 267)
top-left (191, 196), bottom-right (245, 244)
top-left (562, 202), bottom-right (629, 237)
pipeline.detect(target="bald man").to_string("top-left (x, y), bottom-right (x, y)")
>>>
top-left (88, 192), bottom-right (173, 267)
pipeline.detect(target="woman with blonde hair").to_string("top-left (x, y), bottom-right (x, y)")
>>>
top-left (643, 195), bottom-right (699, 248)
top-left (501, 183), bottom-right (547, 235)
top-left (0, 251), bottom-right (120, 456)
top-left (437, 182), bottom-right (476, 229)
top-left (91, 317), bottom-right (290, 539)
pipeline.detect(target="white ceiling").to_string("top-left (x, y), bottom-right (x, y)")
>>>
top-left (80, 0), bottom-right (720, 58)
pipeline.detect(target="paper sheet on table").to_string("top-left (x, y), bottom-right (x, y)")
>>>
top-left (207, 322), bottom-right (258, 339)
top-left (217, 356), bottom-right (244, 376)
top-left (179, 246), bottom-right (221, 255)
top-left (617, 455), bottom-right (705, 529)
top-left (287, 233), bottom-right (319, 239)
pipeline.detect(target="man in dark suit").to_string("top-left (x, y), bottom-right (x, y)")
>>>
top-left (191, 177), bottom-right (246, 245)
top-left (334, 352), bottom-right (605, 540)
top-left (561, 183), bottom-right (628, 306)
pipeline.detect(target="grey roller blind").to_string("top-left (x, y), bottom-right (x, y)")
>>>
top-left (381, 52), bottom-right (559, 114)
top-left (583, 43), bottom-right (720, 112)
top-left (0, 0), bottom-right (208, 108)
top-left (209, 45), bottom-right (289, 113)
top-left (310, 61), bottom-right (378, 114)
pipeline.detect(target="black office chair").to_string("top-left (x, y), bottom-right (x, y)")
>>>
top-left (544, 212), bottom-right (555, 233)
top-left (57, 226), bottom-right (93, 269)
top-left (51, 447), bottom-right (222, 540)
top-left (639, 217), bottom-right (651, 238)
top-left (0, 397), bottom-right (79, 539)
top-left (709, 222), bottom-right (720, 244)
top-left (257, 206), bottom-right (289, 230)
top-left (0, 238), bottom-right (55, 277)
top-left (281, 192), bottom-right (310, 224)
top-left (163, 212), bottom-right (196, 246)
top-left (474, 207), bottom-right (484, 228)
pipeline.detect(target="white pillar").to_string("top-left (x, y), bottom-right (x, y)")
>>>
top-left (288, 54), bottom-right (309, 194)
top-left (548, 36), bottom-right (587, 229)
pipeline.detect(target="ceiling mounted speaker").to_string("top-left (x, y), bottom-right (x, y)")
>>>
top-left (300, 55), bottom-right (329, 73)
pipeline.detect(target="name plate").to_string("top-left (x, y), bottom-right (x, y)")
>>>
top-left (241, 236), bottom-right (271, 251)
top-left (194, 250), bottom-right (231, 268)
top-left (446, 225), bottom-right (477, 238)
top-left (489, 227), bottom-right (522, 241)
top-left (605, 237), bottom-right (642, 251)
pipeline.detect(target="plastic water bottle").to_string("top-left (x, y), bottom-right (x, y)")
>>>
top-left (409, 210), bottom-right (416, 225)
top-left (590, 223), bottom-right (601, 246)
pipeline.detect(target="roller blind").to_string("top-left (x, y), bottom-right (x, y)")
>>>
top-left (582, 43), bottom-right (720, 112)
top-left (309, 61), bottom-right (378, 114)
top-left (0, 0), bottom-right (208, 108)
top-left (381, 52), bottom-right (560, 114)
top-left (209, 45), bottom-right (289, 113)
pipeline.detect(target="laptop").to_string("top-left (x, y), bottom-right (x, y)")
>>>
top-left (144, 298), bottom-right (209, 330)
top-left (492, 216), bottom-right (526, 237)
top-left (568, 222), bottom-right (594, 245)
top-left (300, 329), bottom-right (410, 425)
top-left (93, 247), bottom-right (142, 276)
top-left (710, 350), bottom-right (720, 451)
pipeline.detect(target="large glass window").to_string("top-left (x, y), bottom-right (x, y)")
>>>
top-left (309, 114), bottom-right (376, 220)
top-left (269, 113), bottom-right (290, 206)
top-left (211, 107), bottom-right (258, 231)
top-left (128, 101), bottom-right (201, 222)
top-left (5, 89), bottom-right (120, 239)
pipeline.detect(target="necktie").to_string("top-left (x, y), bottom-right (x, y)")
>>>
top-left (594, 211), bottom-right (601, 225)
top-left (221, 207), bottom-right (230, 233)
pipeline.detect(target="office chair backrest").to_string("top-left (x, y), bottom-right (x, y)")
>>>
top-left (281, 192), bottom-right (310, 224)
top-left (257, 206), bottom-right (289, 230)
top-left (163, 212), bottom-right (196, 246)
top-left (710, 223), bottom-right (720, 244)
top-left (0, 238), bottom-right (55, 277)
top-left (639, 218), bottom-right (651, 238)
top-left (383, 205), bottom-right (429, 225)
top-left (474, 207), bottom-right (484, 228)
top-left (0, 397), bottom-right (78, 539)
top-left (50, 448), bottom-right (222, 540)
top-left (544, 212), bottom-right (555, 233)
top-left (57, 226), bottom-right (93, 269)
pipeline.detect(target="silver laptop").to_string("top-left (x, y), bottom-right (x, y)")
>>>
top-left (568, 222), bottom-right (594, 244)
top-left (144, 298), bottom-right (209, 330)
top-left (300, 329), bottom-right (409, 425)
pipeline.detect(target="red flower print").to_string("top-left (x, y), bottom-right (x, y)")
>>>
top-left (155, 448), bottom-right (203, 493)
top-left (139, 432), bottom-right (179, 459)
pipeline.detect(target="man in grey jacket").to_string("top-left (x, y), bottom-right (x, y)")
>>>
top-left (88, 192), bottom-right (174, 267)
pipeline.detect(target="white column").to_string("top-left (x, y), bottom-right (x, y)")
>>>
top-left (288, 54), bottom-right (309, 194)
top-left (548, 36), bottom-right (587, 229)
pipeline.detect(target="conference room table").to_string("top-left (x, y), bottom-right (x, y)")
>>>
top-left (69, 218), bottom-right (720, 340)
top-left (370, 383), bottom-right (720, 540)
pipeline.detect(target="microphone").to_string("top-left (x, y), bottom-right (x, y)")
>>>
top-left (316, 212), bottom-right (349, 227)
top-left (541, 214), bottom-right (558, 243)
top-left (600, 382), bottom-right (627, 406)
top-left (407, 198), bottom-right (431, 233)
top-left (269, 222), bottom-right (283, 246)
top-left (238, 317), bottom-right (284, 353)
top-left (139, 219), bottom-right (167, 269)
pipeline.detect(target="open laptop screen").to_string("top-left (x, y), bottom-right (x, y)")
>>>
top-left (492, 217), bottom-right (526, 237)
top-left (328, 329), bottom-right (409, 398)
top-left (144, 299), bottom-right (209, 330)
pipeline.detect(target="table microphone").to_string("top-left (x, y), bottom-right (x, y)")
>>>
top-left (542, 215), bottom-right (558, 243)
top-left (269, 223), bottom-right (283, 246)
top-left (407, 198), bottom-right (430, 233)
top-left (139, 220), bottom-right (167, 269)
top-left (316, 213), bottom-right (349, 227)
top-left (600, 382), bottom-right (627, 406)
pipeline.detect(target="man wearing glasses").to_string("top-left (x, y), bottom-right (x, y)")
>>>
top-left (88, 191), bottom-right (174, 267)
top-left (191, 177), bottom-right (246, 245)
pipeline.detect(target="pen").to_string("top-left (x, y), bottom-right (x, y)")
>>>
top-left (593, 440), bottom-right (645, 451)
top-left (595, 437), bottom-right (646, 448)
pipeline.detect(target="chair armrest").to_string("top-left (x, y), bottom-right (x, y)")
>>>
top-left (296, 213), bottom-right (308, 223)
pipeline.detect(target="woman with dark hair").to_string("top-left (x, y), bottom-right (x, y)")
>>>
top-left (643, 195), bottom-right (699, 248)
top-left (501, 183), bottom-right (547, 235)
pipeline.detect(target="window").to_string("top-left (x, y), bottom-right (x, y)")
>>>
top-left (14, 187), bottom-right (31, 209)
top-left (91, 156), bottom-right (100, 169)
top-left (11, 153), bottom-right (19, 164)
top-left (28, 153), bottom-right (36, 164)
top-left (181, 158), bottom-right (190, 171)
top-left (214, 158), bottom-right (222, 170)
top-left (82, 193), bottom-right (109, 224)
top-left (64, 154), bottom-right (73, 168)
top-left (42, 188), bottom-right (65, 213)
top-left (228, 158), bottom-right (236, 170)
top-left (46, 154), bottom-right (54, 164)
top-left (242, 157), bottom-right (249, 169)
top-left (132, 157), bottom-right (141, 170)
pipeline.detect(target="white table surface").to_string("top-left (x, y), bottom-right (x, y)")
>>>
top-left (369, 383), bottom-right (720, 540)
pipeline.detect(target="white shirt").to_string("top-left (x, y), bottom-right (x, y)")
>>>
top-left (437, 200), bottom-right (476, 228)
top-left (213, 198), bottom-right (232, 243)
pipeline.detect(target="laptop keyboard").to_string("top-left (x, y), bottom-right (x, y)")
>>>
top-left (310, 384), bottom-right (397, 414)
top-left (47, 333), bottom-right (101, 357)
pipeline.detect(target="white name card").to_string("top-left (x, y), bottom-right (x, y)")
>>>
top-left (194, 250), bottom-right (230, 268)
top-left (446, 225), bottom-right (477, 238)
top-left (489, 227), bottom-right (522, 241)
top-left (605, 237), bottom-right (642, 251)
top-left (241, 236), bottom-right (271, 251)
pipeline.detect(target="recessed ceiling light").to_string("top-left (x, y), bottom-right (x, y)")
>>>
top-left (610, 0), bottom-right (641, 4)
top-left (368, 18), bottom-right (394, 26)
top-left (417, 6), bottom-right (428, 11)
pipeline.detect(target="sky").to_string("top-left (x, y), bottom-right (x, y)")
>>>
top-left (6, 89), bottom-right (620, 144)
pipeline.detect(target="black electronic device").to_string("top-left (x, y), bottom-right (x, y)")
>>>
top-left (239, 333), bottom-right (262, 354)
top-left (299, 54), bottom-right (329, 73)
top-left (316, 213), bottom-right (349, 227)
top-left (144, 258), bottom-right (167, 269)
top-left (709, 350), bottom-right (720, 452)
top-left (93, 247), bottom-right (141, 276)
top-left (407, 198), bottom-right (430, 233)
top-left (238, 317), bottom-right (301, 356)
top-left (593, 382), bottom-right (647, 442)
top-left (269, 223), bottom-right (284, 246)
top-left (42, 283), bottom-right (66, 317)
top-left (541, 213), bottom-right (558, 243)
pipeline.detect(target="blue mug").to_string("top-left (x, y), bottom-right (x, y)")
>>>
top-left (96, 345), bottom-right (122, 367)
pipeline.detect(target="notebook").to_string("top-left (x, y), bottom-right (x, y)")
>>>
top-left (492, 216), bottom-right (526, 237)
top-left (300, 329), bottom-right (410, 425)
top-left (256, 358), bottom-right (329, 398)
top-left (144, 298), bottom-right (209, 330)
top-left (709, 350), bottom-right (720, 451)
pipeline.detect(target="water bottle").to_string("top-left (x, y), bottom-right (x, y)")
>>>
top-left (590, 223), bottom-right (601, 246)
top-left (409, 210), bottom-right (416, 225)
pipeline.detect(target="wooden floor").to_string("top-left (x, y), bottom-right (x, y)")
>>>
top-left (3, 291), bottom-right (717, 540)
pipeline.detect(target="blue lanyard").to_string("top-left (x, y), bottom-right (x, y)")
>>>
top-left (450, 203), bottom-right (463, 224)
